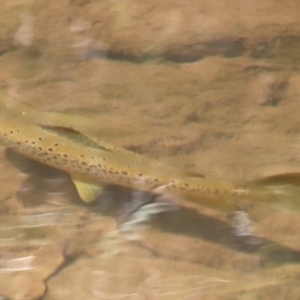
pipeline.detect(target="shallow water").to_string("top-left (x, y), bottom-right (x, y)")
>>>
top-left (1, 1), bottom-right (300, 299)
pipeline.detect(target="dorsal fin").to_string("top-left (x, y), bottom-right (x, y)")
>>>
top-left (39, 124), bottom-right (112, 152)
top-left (182, 171), bottom-right (206, 178)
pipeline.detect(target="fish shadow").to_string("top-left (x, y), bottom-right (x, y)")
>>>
top-left (151, 208), bottom-right (300, 263)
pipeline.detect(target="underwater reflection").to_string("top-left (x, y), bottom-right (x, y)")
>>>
top-left (1, 149), bottom-right (300, 299)
top-left (4, 147), bottom-right (300, 262)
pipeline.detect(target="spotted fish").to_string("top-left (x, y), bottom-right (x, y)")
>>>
top-left (1, 91), bottom-right (300, 213)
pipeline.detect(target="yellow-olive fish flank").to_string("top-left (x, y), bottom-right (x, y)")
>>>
top-left (1, 91), bottom-right (300, 212)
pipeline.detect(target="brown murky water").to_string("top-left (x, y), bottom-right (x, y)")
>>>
top-left (1, 1), bottom-right (300, 299)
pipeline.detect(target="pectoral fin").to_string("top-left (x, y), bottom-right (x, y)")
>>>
top-left (71, 175), bottom-right (104, 203)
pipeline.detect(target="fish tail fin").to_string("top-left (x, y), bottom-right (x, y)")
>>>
top-left (246, 173), bottom-right (300, 212)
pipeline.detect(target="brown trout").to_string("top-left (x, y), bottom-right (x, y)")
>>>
top-left (0, 91), bottom-right (300, 213)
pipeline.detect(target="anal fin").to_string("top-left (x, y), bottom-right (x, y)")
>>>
top-left (71, 175), bottom-right (104, 203)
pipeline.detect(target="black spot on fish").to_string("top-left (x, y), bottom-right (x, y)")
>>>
top-left (48, 148), bottom-right (53, 152)
top-left (63, 154), bottom-right (68, 158)
top-left (38, 137), bottom-right (42, 141)
top-left (121, 171), bottom-right (128, 175)
top-left (138, 173), bottom-right (143, 177)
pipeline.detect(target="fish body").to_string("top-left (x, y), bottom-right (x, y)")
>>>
top-left (0, 91), bottom-right (299, 213)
